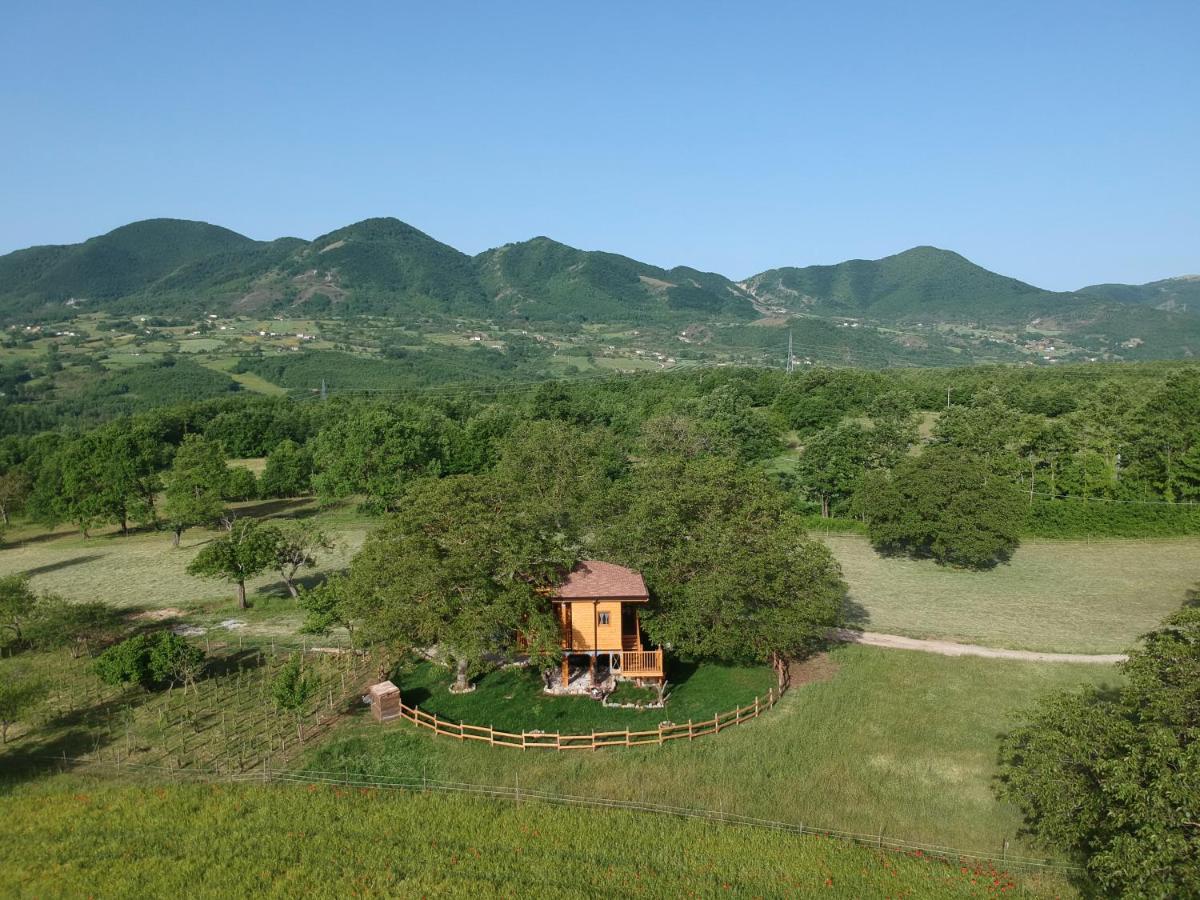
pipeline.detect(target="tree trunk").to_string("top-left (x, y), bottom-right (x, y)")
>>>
top-left (280, 571), bottom-right (299, 599)
top-left (236, 580), bottom-right (247, 610)
top-left (0, 505), bottom-right (9, 526)
top-left (453, 657), bottom-right (470, 692)
top-left (821, 495), bottom-right (830, 518)
top-left (172, 525), bottom-right (183, 548)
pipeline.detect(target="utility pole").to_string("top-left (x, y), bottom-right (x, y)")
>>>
top-left (786, 330), bottom-right (794, 375)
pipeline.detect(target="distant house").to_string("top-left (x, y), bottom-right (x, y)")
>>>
top-left (550, 560), bottom-right (664, 687)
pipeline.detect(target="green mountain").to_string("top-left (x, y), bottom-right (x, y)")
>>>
top-left (473, 237), bottom-right (756, 322)
top-left (0, 219), bottom-right (258, 315)
top-left (0, 219), bottom-right (1196, 359)
top-left (1080, 275), bottom-right (1200, 313)
top-left (740, 246), bottom-right (1089, 324)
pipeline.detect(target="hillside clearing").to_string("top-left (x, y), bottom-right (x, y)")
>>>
top-left (822, 533), bottom-right (1200, 654)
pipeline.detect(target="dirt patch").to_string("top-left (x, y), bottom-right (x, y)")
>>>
top-left (788, 652), bottom-right (840, 686)
top-left (131, 607), bottom-right (187, 622)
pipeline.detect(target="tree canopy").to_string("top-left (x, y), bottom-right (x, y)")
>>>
top-left (856, 446), bottom-right (1025, 568)
top-left (998, 606), bottom-right (1200, 896)
top-left (343, 474), bottom-right (578, 690)
top-left (600, 456), bottom-right (845, 682)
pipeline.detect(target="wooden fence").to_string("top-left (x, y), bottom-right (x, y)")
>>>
top-left (386, 686), bottom-right (781, 750)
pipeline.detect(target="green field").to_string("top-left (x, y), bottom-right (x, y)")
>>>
top-left (822, 533), bottom-right (1200, 653)
top-left (0, 779), bottom-right (1061, 898)
top-left (304, 644), bottom-right (1117, 858)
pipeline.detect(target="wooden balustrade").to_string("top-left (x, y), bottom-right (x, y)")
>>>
top-left (618, 649), bottom-right (663, 676)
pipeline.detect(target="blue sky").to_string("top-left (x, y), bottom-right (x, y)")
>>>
top-left (2, 1), bottom-right (1196, 289)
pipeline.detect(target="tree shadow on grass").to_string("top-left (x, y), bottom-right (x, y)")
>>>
top-left (202, 647), bottom-right (270, 679)
top-left (20, 554), bottom-right (105, 578)
top-left (0, 727), bottom-right (110, 792)
top-left (840, 592), bottom-right (870, 629)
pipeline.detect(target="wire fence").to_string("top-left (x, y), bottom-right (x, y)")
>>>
top-left (28, 752), bottom-right (1080, 876)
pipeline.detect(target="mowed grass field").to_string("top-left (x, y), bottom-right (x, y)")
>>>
top-left (0, 500), bottom-right (373, 638)
top-left (304, 644), bottom-right (1117, 859)
top-left (821, 533), bottom-right (1200, 653)
top-left (0, 778), bottom-right (1065, 898)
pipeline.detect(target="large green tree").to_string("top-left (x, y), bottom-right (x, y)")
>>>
top-left (600, 456), bottom-right (844, 684)
top-left (186, 518), bottom-right (283, 609)
top-left (311, 404), bottom-right (449, 510)
top-left (162, 434), bottom-right (229, 547)
top-left (857, 446), bottom-right (1025, 568)
top-left (998, 606), bottom-right (1200, 897)
top-left (344, 474), bottom-right (576, 691)
top-left (795, 422), bottom-right (873, 518)
top-left (258, 439), bottom-right (314, 498)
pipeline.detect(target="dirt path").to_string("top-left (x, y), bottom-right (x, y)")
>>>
top-left (830, 628), bottom-right (1127, 664)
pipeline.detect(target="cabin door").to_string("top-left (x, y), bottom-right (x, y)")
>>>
top-left (621, 604), bottom-right (639, 651)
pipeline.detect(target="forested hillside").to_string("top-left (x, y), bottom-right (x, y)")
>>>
top-left (2, 219), bottom-right (1196, 359)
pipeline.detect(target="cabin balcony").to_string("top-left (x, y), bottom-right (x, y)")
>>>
top-left (617, 648), bottom-right (663, 678)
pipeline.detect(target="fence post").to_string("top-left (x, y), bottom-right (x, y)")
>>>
top-left (755, 695), bottom-right (760, 717)
top-left (592, 729), bottom-right (596, 751)
top-left (625, 728), bottom-right (631, 747)
top-left (489, 724), bottom-right (495, 746)
top-left (658, 722), bottom-right (663, 746)
top-left (521, 731), bottom-right (526, 751)
top-left (688, 719), bottom-right (693, 740)
top-left (458, 720), bottom-right (464, 741)
top-left (714, 712), bottom-right (720, 734)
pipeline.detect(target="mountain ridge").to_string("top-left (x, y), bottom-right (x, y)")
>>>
top-left (0, 218), bottom-right (1194, 343)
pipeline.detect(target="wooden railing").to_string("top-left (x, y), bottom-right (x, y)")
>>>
top-left (387, 685), bottom-right (780, 750)
top-left (619, 649), bottom-right (662, 675)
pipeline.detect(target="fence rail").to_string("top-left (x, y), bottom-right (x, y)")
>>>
top-left (26, 753), bottom-right (1080, 875)
top-left (387, 687), bottom-right (779, 750)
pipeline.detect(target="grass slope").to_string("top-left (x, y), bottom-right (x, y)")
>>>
top-left (0, 779), bottom-right (1058, 898)
top-left (304, 644), bottom-right (1117, 858)
top-left (823, 534), bottom-right (1200, 653)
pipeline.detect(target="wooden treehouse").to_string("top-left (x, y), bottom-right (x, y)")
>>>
top-left (551, 560), bottom-right (664, 687)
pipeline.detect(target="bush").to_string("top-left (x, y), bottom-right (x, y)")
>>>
top-left (1024, 498), bottom-right (1200, 538)
top-left (94, 632), bottom-right (205, 689)
top-left (94, 634), bottom-right (152, 687)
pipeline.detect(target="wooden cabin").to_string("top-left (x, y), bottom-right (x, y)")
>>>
top-left (551, 560), bottom-right (664, 686)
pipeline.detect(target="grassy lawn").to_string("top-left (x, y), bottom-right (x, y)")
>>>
top-left (0, 778), bottom-right (1062, 898)
top-left (822, 533), bottom-right (1200, 653)
top-left (303, 644), bottom-right (1118, 858)
top-left (0, 499), bottom-right (373, 638)
top-left (394, 658), bottom-right (774, 733)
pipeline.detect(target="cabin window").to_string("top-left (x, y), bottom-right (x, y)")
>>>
top-left (598, 612), bottom-right (610, 626)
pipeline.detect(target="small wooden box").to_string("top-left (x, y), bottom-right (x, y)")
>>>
top-left (369, 680), bottom-right (401, 722)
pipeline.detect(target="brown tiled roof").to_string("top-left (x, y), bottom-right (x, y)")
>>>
top-left (552, 560), bottom-right (648, 600)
